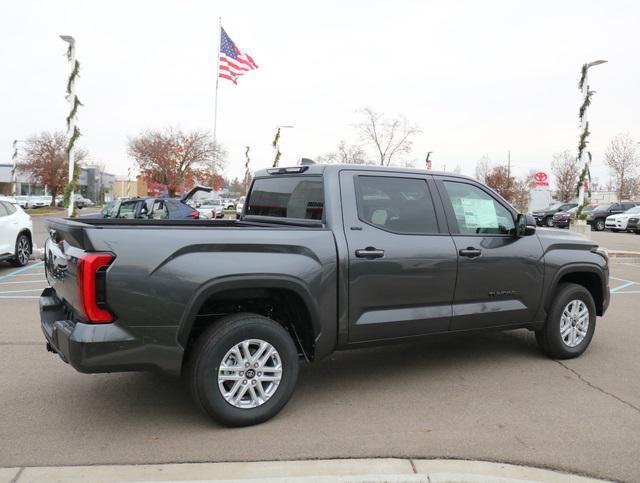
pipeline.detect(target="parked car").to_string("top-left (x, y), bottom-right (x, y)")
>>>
top-left (605, 205), bottom-right (640, 232)
top-left (235, 195), bottom-right (246, 219)
top-left (81, 186), bottom-right (211, 220)
top-left (197, 199), bottom-right (225, 219)
top-left (551, 206), bottom-right (578, 228)
top-left (530, 202), bottom-right (578, 227)
top-left (587, 201), bottom-right (639, 231)
top-left (31, 196), bottom-right (51, 208)
top-left (41, 164), bottom-right (609, 427)
top-left (0, 200), bottom-right (33, 266)
top-left (551, 204), bottom-right (596, 229)
top-left (222, 198), bottom-right (236, 210)
top-left (56, 194), bottom-right (92, 209)
top-left (14, 196), bottom-right (30, 209)
top-left (627, 215), bottom-right (640, 234)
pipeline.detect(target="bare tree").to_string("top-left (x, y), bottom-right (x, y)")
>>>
top-left (128, 127), bottom-right (218, 197)
top-left (18, 131), bottom-right (88, 206)
top-left (475, 155), bottom-right (490, 182)
top-left (354, 107), bottom-right (420, 166)
top-left (318, 140), bottom-right (370, 165)
top-left (551, 149), bottom-right (580, 202)
top-left (605, 133), bottom-right (640, 200)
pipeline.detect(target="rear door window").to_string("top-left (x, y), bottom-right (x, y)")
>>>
top-left (246, 176), bottom-right (324, 220)
top-left (354, 176), bottom-right (438, 234)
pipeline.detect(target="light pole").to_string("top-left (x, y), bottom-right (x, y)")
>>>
top-left (272, 125), bottom-right (294, 167)
top-left (60, 34), bottom-right (81, 217)
top-left (577, 59), bottom-right (607, 211)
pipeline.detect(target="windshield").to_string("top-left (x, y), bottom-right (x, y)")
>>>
top-left (626, 206), bottom-right (640, 214)
top-left (594, 204), bottom-right (612, 212)
top-left (567, 207), bottom-right (578, 213)
top-left (546, 202), bottom-right (563, 210)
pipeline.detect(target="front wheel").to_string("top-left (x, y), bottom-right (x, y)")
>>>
top-left (10, 234), bottom-right (31, 267)
top-left (595, 219), bottom-right (605, 231)
top-left (535, 282), bottom-right (596, 359)
top-left (545, 216), bottom-right (554, 227)
top-left (188, 313), bottom-right (299, 427)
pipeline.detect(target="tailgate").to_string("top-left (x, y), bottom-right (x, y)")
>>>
top-left (44, 218), bottom-right (97, 312)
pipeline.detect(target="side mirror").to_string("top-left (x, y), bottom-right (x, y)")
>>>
top-left (515, 213), bottom-right (536, 237)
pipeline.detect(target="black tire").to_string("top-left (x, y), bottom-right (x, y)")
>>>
top-left (595, 219), bottom-right (605, 231)
top-left (535, 282), bottom-right (596, 359)
top-left (545, 216), bottom-right (554, 227)
top-left (10, 233), bottom-right (31, 267)
top-left (188, 313), bottom-right (299, 427)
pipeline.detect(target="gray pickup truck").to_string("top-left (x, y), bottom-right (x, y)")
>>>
top-left (40, 164), bottom-right (610, 426)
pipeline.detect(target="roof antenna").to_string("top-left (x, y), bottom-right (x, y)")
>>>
top-left (299, 158), bottom-right (316, 165)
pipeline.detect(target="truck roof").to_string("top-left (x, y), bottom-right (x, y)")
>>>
top-left (253, 163), bottom-right (476, 182)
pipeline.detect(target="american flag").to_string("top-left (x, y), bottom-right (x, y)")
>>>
top-left (218, 27), bottom-right (258, 85)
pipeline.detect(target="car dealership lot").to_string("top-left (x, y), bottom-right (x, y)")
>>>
top-left (1, 257), bottom-right (639, 482)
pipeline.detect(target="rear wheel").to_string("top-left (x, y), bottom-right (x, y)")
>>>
top-left (535, 283), bottom-right (596, 359)
top-left (10, 234), bottom-right (31, 267)
top-left (188, 313), bottom-right (299, 426)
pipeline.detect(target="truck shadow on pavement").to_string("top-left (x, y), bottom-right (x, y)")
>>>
top-left (56, 329), bottom-right (542, 428)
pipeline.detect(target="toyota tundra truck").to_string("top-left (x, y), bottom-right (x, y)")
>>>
top-left (40, 164), bottom-right (610, 426)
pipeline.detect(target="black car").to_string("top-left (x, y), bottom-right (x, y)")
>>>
top-left (586, 201), bottom-right (639, 231)
top-left (531, 202), bottom-right (578, 227)
top-left (84, 186), bottom-right (212, 220)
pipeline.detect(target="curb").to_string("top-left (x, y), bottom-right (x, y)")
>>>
top-left (0, 458), bottom-right (610, 483)
top-left (608, 250), bottom-right (640, 264)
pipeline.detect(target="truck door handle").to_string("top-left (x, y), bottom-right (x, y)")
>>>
top-left (355, 247), bottom-right (385, 259)
top-left (459, 247), bottom-right (482, 258)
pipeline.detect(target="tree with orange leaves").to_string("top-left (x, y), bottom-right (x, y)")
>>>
top-left (18, 131), bottom-right (87, 206)
top-left (128, 127), bottom-right (224, 197)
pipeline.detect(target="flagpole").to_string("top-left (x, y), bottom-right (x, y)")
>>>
top-left (213, 17), bottom-right (222, 146)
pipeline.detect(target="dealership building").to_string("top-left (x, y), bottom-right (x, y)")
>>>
top-left (0, 163), bottom-right (116, 202)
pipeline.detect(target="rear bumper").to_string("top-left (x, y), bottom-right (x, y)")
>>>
top-left (39, 288), bottom-right (181, 375)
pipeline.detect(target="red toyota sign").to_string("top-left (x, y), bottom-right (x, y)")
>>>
top-left (533, 171), bottom-right (549, 186)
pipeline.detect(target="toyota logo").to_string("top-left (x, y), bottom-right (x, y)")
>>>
top-left (534, 172), bottom-right (548, 182)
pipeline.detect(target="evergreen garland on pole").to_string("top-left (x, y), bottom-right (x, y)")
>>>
top-left (243, 146), bottom-right (252, 193)
top-left (60, 35), bottom-right (82, 217)
top-left (272, 127), bottom-right (281, 167)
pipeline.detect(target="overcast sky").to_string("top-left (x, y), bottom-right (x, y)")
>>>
top-left (1, 0), bottom-right (639, 185)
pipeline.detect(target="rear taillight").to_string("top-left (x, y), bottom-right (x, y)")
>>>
top-left (191, 211), bottom-right (199, 219)
top-left (77, 253), bottom-right (115, 323)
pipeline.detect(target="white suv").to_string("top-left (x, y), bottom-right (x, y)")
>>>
top-left (605, 205), bottom-right (640, 232)
top-left (0, 200), bottom-right (33, 266)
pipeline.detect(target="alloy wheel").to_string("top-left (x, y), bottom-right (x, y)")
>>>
top-left (559, 299), bottom-right (589, 348)
top-left (17, 236), bottom-right (30, 265)
top-left (217, 339), bottom-right (283, 409)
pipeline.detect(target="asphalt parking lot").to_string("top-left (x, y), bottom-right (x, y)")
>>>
top-left (1, 219), bottom-right (639, 481)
